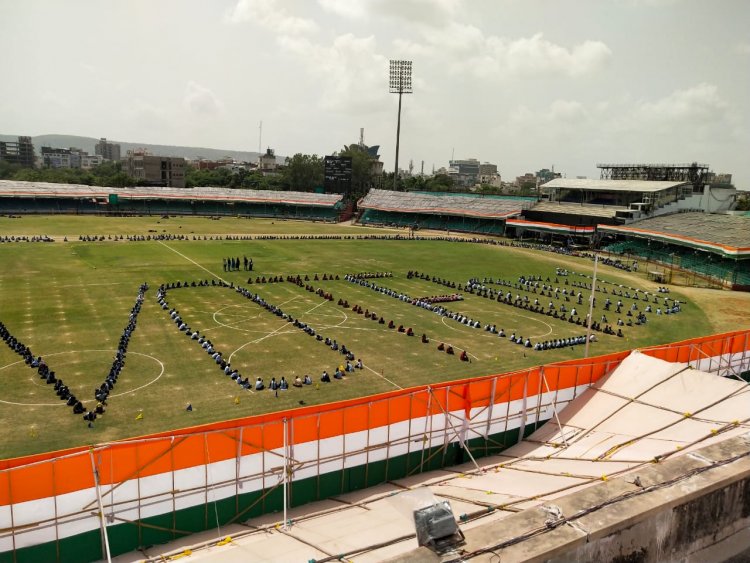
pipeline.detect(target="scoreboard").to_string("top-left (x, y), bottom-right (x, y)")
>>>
top-left (324, 156), bottom-right (353, 194)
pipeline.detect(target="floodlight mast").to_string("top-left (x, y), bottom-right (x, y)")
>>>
top-left (389, 60), bottom-right (413, 190)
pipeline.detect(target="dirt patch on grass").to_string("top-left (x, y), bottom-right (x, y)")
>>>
top-left (673, 287), bottom-right (750, 333)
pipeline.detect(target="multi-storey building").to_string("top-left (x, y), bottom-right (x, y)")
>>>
top-left (479, 163), bottom-right (501, 187)
top-left (258, 148), bottom-right (277, 172)
top-left (41, 147), bottom-right (103, 169)
top-left (0, 136), bottom-right (35, 168)
top-left (448, 158), bottom-right (480, 187)
top-left (122, 150), bottom-right (186, 188)
top-left (41, 147), bottom-right (76, 168)
top-left (95, 138), bottom-right (121, 162)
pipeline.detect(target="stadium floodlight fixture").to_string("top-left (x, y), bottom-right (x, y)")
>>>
top-left (389, 59), bottom-right (413, 94)
top-left (389, 59), bottom-right (413, 190)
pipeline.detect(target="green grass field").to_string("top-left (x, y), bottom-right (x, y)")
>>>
top-left (0, 214), bottom-right (742, 460)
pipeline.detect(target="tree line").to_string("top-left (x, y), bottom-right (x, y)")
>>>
top-left (0, 160), bottom-right (138, 187)
top-left (1, 144), bottom-right (464, 195)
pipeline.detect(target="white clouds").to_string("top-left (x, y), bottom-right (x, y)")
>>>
top-left (372, 0), bottom-right (460, 27)
top-left (631, 83), bottom-right (730, 127)
top-left (227, 0), bottom-right (318, 35)
top-left (318, 0), bottom-right (460, 27)
top-left (277, 33), bottom-right (389, 115)
top-left (317, 0), bottom-right (368, 19)
top-left (500, 34), bottom-right (612, 77)
top-left (502, 82), bottom-right (741, 176)
top-left (510, 83), bottom-right (733, 135)
top-left (509, 99), bottom-right (590, 131)
top-left (443, 31), bottom-right (612, 78)
top-left (394, 26), bottom-right (612, 79)
top-left (315, 0), bottom-right (612, 78)
top-left (183, 82), bottom-right (223, 116)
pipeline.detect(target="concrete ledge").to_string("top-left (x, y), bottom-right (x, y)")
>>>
top-left (385, 432), bottom-right (750, 563)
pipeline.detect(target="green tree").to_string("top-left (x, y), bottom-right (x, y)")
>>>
top-left (240, 170), bottom-right (267, 189)
top-left (338, 145), bottom-right (376, 197)
top-left (0, 160), bottom-right (21, 179)
top-left (282, 153), bottom-right (323, 192)
top-left (426, 173), bottom-right (454, 192)
top-left (477, 183), bottom-right (501, 195)
top-left (519, 181), bottom-right (536, 196)
top-left (401, 175), bottom-right (428, 192)
top-left (185, 165), bottom-right (233, 188)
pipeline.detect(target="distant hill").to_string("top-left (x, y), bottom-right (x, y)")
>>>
top-left (0, 134), bottom-right (267, 163)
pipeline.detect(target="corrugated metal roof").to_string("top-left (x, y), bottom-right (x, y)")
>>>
top-left (542, 178), bottom-right (688, 192)
top-left (601, 211), bottom-right (750, 254)
top-left (359, 189), bottom-right (529, 219)
top-left (530, 201), bottom-right (626, 218)
top-left (0, 180), bottom-right (343, 207)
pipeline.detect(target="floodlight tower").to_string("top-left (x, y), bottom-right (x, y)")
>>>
top-left (389, 60), bottom-right (413, 190)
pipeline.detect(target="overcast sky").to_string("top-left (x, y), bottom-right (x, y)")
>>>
top-left (2, 0), bottom-right (749, 186)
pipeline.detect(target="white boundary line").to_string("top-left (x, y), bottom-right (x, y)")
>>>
top-left (439, 312), bottom-right (553, 340)
top-left (228, 322), bottom-right (293, 363)
top-left (0, 350), bottom-right (165, 406)
top-left (157, 240), bottom-right (227, 282)
top-left (362, 363), bottom-right (402, 389)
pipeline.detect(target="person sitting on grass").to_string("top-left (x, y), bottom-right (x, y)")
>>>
top-left (406, 327), bottom-right (414, 336)
top-left (293, 376), bottom-right (303, 388)
top-left (422, 333), bottom-right (429, 344)
top-left (304, 374), bottom-right (313, 385)
top-left (460, 350), bottom-right (469, 362)
top-left (438, 342), bottom-right (445, 351)
top-left (334, 368), bottom-right (344, 380)
top-left (280, 377), bottom-right (289, 390)
top-left (388, 320), bottom-right (395, 329)
top-left (321, 370), bottom-right (331, 383)
top-left (356, 359), bottom-right (363, 369)
top-left (446, 346), bottom-right (455, 355)
top-left (269, 377), bottom-right (278, 391)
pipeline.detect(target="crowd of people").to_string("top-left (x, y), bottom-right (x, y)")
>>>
top-left (223, 256), bottom-right (253, 272)
top-left (0, 282), bottom-right (149, 425)
top-left (0, 235), bottom-right (54, 243)
top-left (0, 320), bottom-right (87, 415)
top-left (343, 274), bottom-right (483, 331)
top-left (156, 279), bottom-right (363, 396)
top-left (87, 282), bottom-right (149, 424)
top-left (533, 335), bottom-right (595, 351)
top-left (407, 271), bottom-right (459, 290)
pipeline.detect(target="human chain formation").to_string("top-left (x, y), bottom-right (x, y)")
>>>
top-left (0, 235), bottom-right (54, 243)
top-left (87, 283), bottom-right (149, 425)
top-left (246, 273), bottom-right (341, 285)
top-left (0, 283), bottom-right (149, 425)
top-left (422, 266), bottom-right (682, 339)
top-left (156, 280), bottom-right (363, 394)
top-left (407, 270), bottom-right (591, 349)
top-left (1, 231), bottom-right (665, 280)
top-left (343, 274), bottom-right (482, 330)
top-left (0, 321), bottom-right (88, 415)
